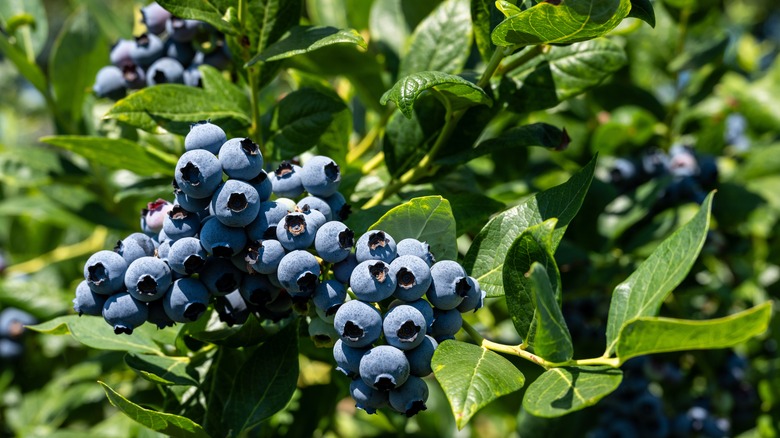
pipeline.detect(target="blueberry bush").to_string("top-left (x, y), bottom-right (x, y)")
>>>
top-left (1, 0), bottom-right (780, 436)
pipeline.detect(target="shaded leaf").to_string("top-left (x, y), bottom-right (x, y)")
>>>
top-left (381, 71), bottom-right (491, 119)
top-left (605, 192), bottom-right (714, 356)
top-left (40, 136), bottom-right (176, 176)
top-left (369, 196), bottom-right (458, 261)
top-left (247, 0), bottom-right (302, 55)
top-left (627, 0), bottom-right (655, 27)
top-left (157, 0), bottom-right (238, 34)
top-left (0, 32), bottom-right (48, 95)
top-left (28, 315), bottom-right (162, 355)
top-left (125, 353), bottom-right (199, 386)
top-left (615, 303), bottom-right (772, 362)
top-left (523, 366), bottom-right (623, 417)
top-left (529, 263), bottom-right (572, 363)
top-left (247, 25), bottom-right (366, 65)
top-left (433, 340), bottom-right (525, 429)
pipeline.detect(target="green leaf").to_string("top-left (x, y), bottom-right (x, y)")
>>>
top-left (463, 156), bottom-right (596, 297)
top-left (48, 8), bottom-right (108, 131)
top-left (398, 0), bottom-right (472, 77)
top-left (0, 0), bottom-right (49, 55)
top-left (246, 25), bottom-right (366, 65)
top-left (369, 196), bottom-right (458, 261)
top-left (491, 0), bottom-right (631, 47)
top-left (99, 381), bottom-right (209, 437)
top-left (503, 220), bottom-right (560, 347)
top-left (604, 192), bottom-right (714, 356)
top-left (471, 0), bottom-right (501, 62)
top-left (529, 263), bottom-right (573, 363)
top-left (501, 38), bottom-right (627, 113)
top-left (247, 0), bottom-right (302, 54)
top-left (523, 366), bottom-right (623, 418)
top-left (615, 302), bottom-right (773, 362)
top-left (125, 353), bottom-right (199, 386)
top-left (156, 0), bottom-right (238, 34)
top-left (432, 340), bottom-right (525, 429)
top-left (435, 122), bottom-right (569, 165)
top-left (380, 71), bottom-right (491, 119)
top-left (40, 136), bottom-right (176, 176)
top-left (222, 321), bottom-right (299, 436)
top-left (368, 0), bottom-right (410, 56)
top-left (446, 191), bottom-right (505, 236)
top-left (267, 87), bottom-right (349, 160)
top-left (0, 31), bottom-right (48, 95)
top-left (105, 65), bottom-right (251, 135)
top-left (627, 0), bottom-right (655, 27)
top-left (28, 315), bottom-right (162, 355)
top-left (382, 94), bottom-right (444, 177)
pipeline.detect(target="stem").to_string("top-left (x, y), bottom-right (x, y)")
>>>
top-left (248, 70), bottom-right (265, 155)
top-left (496, 45), bottom-right (546, 76)
top-left (6, 227), bottom-right (108, 276)
top-left (347, 110), bottom-right (393, 164)
top-left (477, 45), bottom-right (517, 89)
top-left (361, 152), bottom-right (384, 174)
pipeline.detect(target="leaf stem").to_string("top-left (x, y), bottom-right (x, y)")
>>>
top-left (347, 109), bottom-right (393, 164)
top-left (361, 152), bottom-right (384, 174)
top-left (495, 45), bottom-right (546, 77)
top-left (5, 226), bottom-right (108, 276)
top-left (248, 70), bottom-right (265, 156)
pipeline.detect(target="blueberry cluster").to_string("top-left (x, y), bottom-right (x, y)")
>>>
top-left (92, 2), bottom-right (230, 100)
top-left (0, 307), bottom-right (36, 360)
top-left (608, 145), bottom-right (718, 206)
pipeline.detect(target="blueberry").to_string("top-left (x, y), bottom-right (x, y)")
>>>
top-left (312, 279), bottom-right (347, 316)
top-left (130, 33), bottom-right (165, 68)
top-left (390, 299), bottom-right (433, 330)
top-left (426, 260), bottom-right (470, 310)
top-left (300, 155), bottom-right (341, 197)
top-left (211, 180), bottom-right (260, 228)
top-left (297, 195), bottom-right (332, 221)
top-left (430, 308), bottom-right (463, 339)
top-left (244, 239), bottom-right (286, 275)
top-left (203, 41), bottom-right (231, 69)
top-left (215, 290), bottom-right (251, 326)
top-left (0, 339), bottom-right (23, 359)
top-left (114, 232), bottom-right (156, 265)
top-left (333, 339), bottom-right (369, 378)
top-left (609, 158), bottom-right (637, 186)
top-left (308, 316), bottom-right (339, 348)
top-left (314, 221), bottom-right (354, 264)
top-left (140, 2), bottom-right (171, 35)
top-left (333, 253), bottom-right (358, 285)
top-left (173, 180), bottom-right (211, 212)
top-left (0, 308), bottom-right (36, 339)
top-left (147, 300), bottom-right (176, 329)
top-left (389, 255), bottom-right (432, 301)
top-left (183, 65), bottom-right (202, 87)
top-left (239, 274), bottom-right (279, 306)
top-left (140, 199), bottom-right (173, 235)
top-left (84, 250), bottom-right (128, 295)
top-left (276, 250), bottom-right (320, 297)
top-left (103, 292), bottom-right (148, 334)
top-left (124, 256), bottom-right (173, 302)
top-left (261, 289), bottom-right (293, 319)
top-left (247, 170), bottom-right (273, 202)
top-left (157, 239), bottom-right (172, 261)
top-left (457, 276), bottom-right (485, 313)
top-left (395, 238), bottom-right (435, 267)
top-left (185, 121), bottom-right (227, 155)
top-left (73, 280), bottom-right (108, 316)
top-left (199, 216), bottom-right (247, 258)
top-left (324, 191), bottom-right (352, 221)
top-left (200, 257), bottom-right (243, 296)
top-left (163, 278), bottom-right (210, 322)
top-left (167, 237), bottom-right (207, 275)
top-left (219, 138), bottom-right (264, 180)
top-left (270, 161), bottom-right (304, 198)
top-left (163, 205), bottom-right (201, 240)
top-left (349, 378), bottom-right (388, 415)
top-left (146, 57), bottom-right (185, 85)
top-left (389, 375), bottom-right (428, 416)
top-left (275, 212), bottom-right (318, 251)
top-left (297, 204), bottom-right (327, 230)
top-left (175, 149), bottom-right (223, 199)
top-left (93, 66), bottom-right (126, 100)
top-left (405, 335), bottom-right (438, 376)
top-left (246, 201), bottom-right (291, 241)
top-left (355, 230), bottom-right (397, 264)
top-left (110, 39), bottom-right (135, 67)
top-left (333, 300), bottom-right (382, 348)
top-left (383, 304), bottom-right (427, 350)
top-left (164, 39), bottom-right (196, 66)
top-left (350, 260), bottom-right (396, 302)
top-left (166, 17), bottom-right (201, 42)
top-left (359, 345), bottom-right (410, 391)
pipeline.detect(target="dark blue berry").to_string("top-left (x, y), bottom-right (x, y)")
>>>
top-left (84, 250), bottom-right (128, 295)
top-left (334, 300), bottom-right (382, 348)
top-left (355, 230), bottom-right (396, 264)
top-left (276, 250), bottom-right (320, 297)
top-left (359, 345), bottom-right (410, 391)
top-left (185, 121), bottom-right (226, 155)
top-left (389, 375), bottom-right (428, 416)
top-left (124, 256), bottom-right (173, 302)
top-left (350, 260), bottom-right (396, 302)
top-left (219, 138), bottom-right (263, 180)
top-left (103, 292), bottom-right (148, 334)
top-left (163, 278), bottom-right (210, 322)
top-left (383, 304), bottom-right (427, 350)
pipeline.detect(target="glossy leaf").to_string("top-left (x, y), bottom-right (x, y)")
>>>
top-left (446, 192), bottom-right (505, 236)
top-left (503, 220), bottom-right (560, 346)
top-left (27, 315), bottom-right (162, 355)
top-left (369, 196), bottom-right (458, 261)
top-left (246, 0), bottom-right (302, 54)
top-left (40, 136), bottom-right (176, 176)
top-left (471, 0), bottom-right (499, 62)
top-left (105, 66), bottom-right (251, 135)
top-left (523, 366), bottom-right (623, 417)
top-left (432, 340), bottom-right (526, 429)
top-left (529, 263), bottom-right (572, 363)
top-left (381, 71), bottom-right (491, 119)
top-left (125, 353), bottom-right (199, 386)
top-left (501, 38), bottom-right (627, 113)
top-left (99, 381), bottom-right (209, 437)
top-left (247, 25), bottom-right (366, 65)
top-left (382, 94), bottom-right (444, 177)
top-left (368, 0), bottom-right (411, 56)
top-left (157, 0), bottom-right (238, 34)
top-left (628, 0), bottom-right (655, 27)
top-left (463, 156), bottom-right (596, 297)
top-left (398, 0), bottom-right (472, 77)
top-left (435, 122), bottom-right (569, 165)
top-left (491, 0), bottom-right (631, 47)
top-left (222, 321), bottom-right (299, 436)
top-left (605, 192), bottom-right (714, 356)
top-left (615, 302), bottom-right (772, 362)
